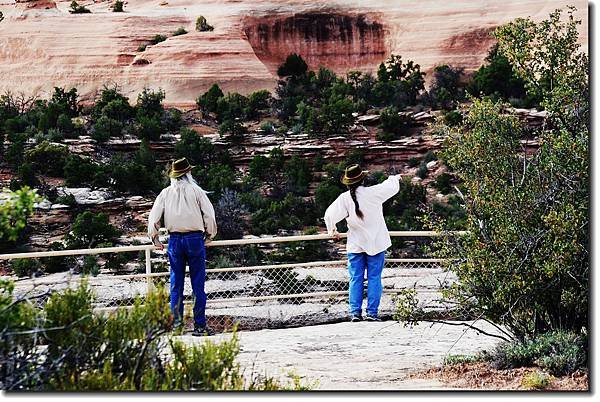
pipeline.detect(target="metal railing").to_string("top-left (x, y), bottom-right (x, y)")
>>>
top-left (0, 231), bottom-right (461, 331)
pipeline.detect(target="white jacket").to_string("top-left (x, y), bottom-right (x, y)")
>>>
top-left (324, 175), bottom-right (400, 255)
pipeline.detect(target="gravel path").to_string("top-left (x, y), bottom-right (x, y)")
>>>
top-left (179, 320), bottom-right (506, 390)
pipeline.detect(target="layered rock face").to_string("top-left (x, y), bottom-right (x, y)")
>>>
top-left (243, 12), bottom-right (387, 74)
top-left (0, 0), bottom-right (588, 106)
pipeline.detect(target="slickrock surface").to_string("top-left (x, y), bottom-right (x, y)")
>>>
top-left (0, 0), bottom-right (587, 106)
top-left (180, 320), bottom-right (506, 390)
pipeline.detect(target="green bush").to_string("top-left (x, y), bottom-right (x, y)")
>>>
top-left (0, 187), bottom-right (39, 251)
top-left (489, 330), bottom-right (587, 376)
top-left (42, 242), bottom-right (75, 274)
top-left (245, 90), bottom-right (272, 119)
top-left (432, 8), bottom-right (588, 341)
top-left (65, 211), bottom-right (121, 249)
top-left (93, 86), bottom-right (133, 121)
top-left (137, 44), bottom-right (147, 52)
top-left (433, 172), bottom-right (452, 194)
top-left (196, 84), bottom-right (224, 114)
top-left (174, 127), bottom-right (231, 168)
top-left (250, 193), bottom-right (317, 235)
top-left (425, 64), bottom-right (465, 110)
top-left (10, 259), bottom-right (42, 278)
top-left (63, 155), bottom-right (106, 187)
top-left (14, 163), bottom-right (38, 189)
top-left (377, 107), bottom-right (411, 141)
top-left (24, 141), bottom-right (69, 177)
top-left (81, 255), bottom-right (100, 276)
top-left (277, 53), bottom-right (308, 78)
top-left (69, 1), bottom-right (91, 14)
top-left (415, 163), bottom-right (428, 179)
top-left (195, 15), bottom-right (214, 32)
top-left (443, 110), bottom-right (463, 127)
top-left (173, 27), bottom-right (187, 36)
top-left (92, 116), bottom-right (122, 142)
top-left (1, 281), bottom-right (305, 390)
top-left (150, 34), bottom-right (167, 45)
top-left (407, 157), bottom-right (419, 168)
top-left (112, 1), bottom-right (124, 12)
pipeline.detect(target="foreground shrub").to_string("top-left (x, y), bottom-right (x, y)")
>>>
top-left (0, 187), bottom-right (39, 251)
top-left (112, 1), bottom-right (124, 12)
top-left (0, 281), bottom-right (307, 390)
top-left (24, 141), bottom-right (69, 177)
top-left (430, 8), bottom-right (588, 341)
top-left (10, 259), bottom-right (42, 278)
top-left (489, 330), bottom-right (587, 376)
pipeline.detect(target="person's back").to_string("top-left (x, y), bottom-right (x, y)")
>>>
top-left (324, 164), bottom-right (400, 322)
top-left (148, 158), bottom-right (217, 336)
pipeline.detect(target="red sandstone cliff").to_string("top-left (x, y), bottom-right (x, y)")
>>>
top-left (0, 0), bottom-right (588, 107)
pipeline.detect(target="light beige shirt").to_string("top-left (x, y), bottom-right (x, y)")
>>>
top-left (324, 175), bottom-right (400, 255)
top-left (147, 180), bottom-right (217, 243)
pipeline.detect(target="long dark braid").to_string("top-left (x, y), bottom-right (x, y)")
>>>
top-left (348, 181), bottom-right (364, 219)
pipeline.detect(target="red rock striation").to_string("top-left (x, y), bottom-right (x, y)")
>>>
top-left (0, 0), bottom-right (588, 106)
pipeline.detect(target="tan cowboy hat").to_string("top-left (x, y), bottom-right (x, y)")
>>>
top-left (341, 164), bottom-right (369, 185)
top-left (168, 158), bottom-right (195, 178)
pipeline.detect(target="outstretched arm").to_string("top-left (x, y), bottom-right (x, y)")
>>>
top-left (371, 174), bottom-right (401, 202)
top-left (324, 194), bottom-right (347, 236)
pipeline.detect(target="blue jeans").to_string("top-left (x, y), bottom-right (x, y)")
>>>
top-left (347, 251), bottom-right (386, 317)
top-left (167, 231), bottom-right (207, 327)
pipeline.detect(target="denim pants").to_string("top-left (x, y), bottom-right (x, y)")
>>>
top-left (167, 231), bottom-right (207, 327)
top-left (347, 251), bottom-right (386, 317)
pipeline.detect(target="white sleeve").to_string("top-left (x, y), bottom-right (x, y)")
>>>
top-left (371, 175), bottom-right (400, 202)
top-left (324, 194), bottom-right (348, 235)
top-left (197, 189), bottom-right (218, 238)
top-left (147, 191), bottom-right (165, 243)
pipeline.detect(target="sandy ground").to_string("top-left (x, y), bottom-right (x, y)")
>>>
top-left (177, 320), bottom-right (506, 390)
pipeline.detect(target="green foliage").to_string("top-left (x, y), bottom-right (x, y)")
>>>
top-left (10, 258), bottom-right (42, 278)
top-left (92, 115), bottom-right (122, 142)
top-left (283, 156), bottom-right (312, 195)
top-left (377, 107), bottom-right (412, 141)
top-left (93, 86), bottom-right (133, 121)
top-left (521, 370), bottom-right (551, 390)
top-left (443, 353), bottom-right (487, 366)
top-left (196, 84), bottom-right (224, 114)
top-left (489, 330), bottom-right (587, 376)
top-left (137, 44), bottom-right (147, 52)
top-left (431, 8), bottom-right (588, 341)
top-left (250, 193), bottom-right (317, 235)
top-left (41, 242), bottom-right (74, 274)
top-left (415, 163), bottom-right (427, 179)
top-left (24, 141), bottom-right (68, 177)
top-left (468, 44), bottom-right (530, 105)
top-left (246, 90), bottom-right (272, 119)
top-left (425, 64), bottom-right (465, 110)
top-left (150, 34), bottom-right (167, 45)
top-left (112, 1), bottom-right (124, 12)
top-left (218, 118), bottom-right (246, 142)
top-left (63, 155), bottom-right (106, 187)
top-left (443, 110), bottom-right (463, 127)
top-left (277, 53), bottom-right (308, 78)
top-left (0, 187), bottom-right (39, 250)
top-left (69, 1), bottom-right (91, 14)
top-left (433, 172), bottom-right (452, 194)
top-left (373, 54), bottom-right (425, 108)
top-left (173, 27), bottom-right (187, 36)
top-left (65, 211), bottom-right (120, 249)
top-left (196, 15), bottom-right (214, 32)
top-left (174, 128), bottom-right (232, 174)
top-left (1, 281), bottom-right (304, 390)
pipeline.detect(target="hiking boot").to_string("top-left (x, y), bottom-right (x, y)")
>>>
top-left (350, 314), bottom-right (363, 322)
top-left (364, 315), bottom-right (382, 322)
top-left (192, 325), bottom-right (215, 337)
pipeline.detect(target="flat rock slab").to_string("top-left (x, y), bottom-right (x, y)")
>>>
top-left (179, 320), bottom-right (505, 390)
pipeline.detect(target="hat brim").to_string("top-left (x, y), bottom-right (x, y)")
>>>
top-left (168, 165), bottom-right (194, 178)
top-left (341, 170), bottom-right (368, 185)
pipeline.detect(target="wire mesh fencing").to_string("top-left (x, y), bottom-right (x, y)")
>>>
top-left (7, 258), bottom-right (454, 333)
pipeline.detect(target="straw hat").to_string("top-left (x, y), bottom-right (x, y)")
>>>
top-left (168, 158), bottom-right (194, 178)
top-left (341, 164), bottom-right (368, 185)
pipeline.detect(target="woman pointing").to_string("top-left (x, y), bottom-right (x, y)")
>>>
top-left (324, 164), bottom-right (401, 322)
